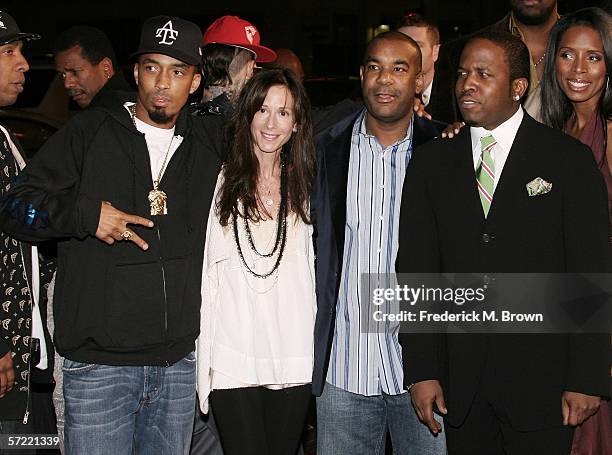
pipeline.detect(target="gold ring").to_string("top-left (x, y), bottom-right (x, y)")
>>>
top-left (121, 230), bottom-right (132, 240)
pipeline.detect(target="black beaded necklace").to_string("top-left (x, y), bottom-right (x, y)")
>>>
top-left (232, 157), bottom-right (289, 279)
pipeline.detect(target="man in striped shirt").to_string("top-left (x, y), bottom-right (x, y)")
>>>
top-left (312, 31), bottom-right (447, 454)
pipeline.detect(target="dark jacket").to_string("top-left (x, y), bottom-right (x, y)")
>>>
top-left (397, 113), bottom-right (610, 430)
top-left (89, 72), bottom-right (133, 110)
top-left (190, 93), bottom-right (233, 118)
top-left (190, 94), bottom-right (230, 163)
top-left (310, 110), bottom-right (445, 396)
top-left (0, 125), bottom-right (55, 421)
top-left (0, 102), bottom-right (221, 367)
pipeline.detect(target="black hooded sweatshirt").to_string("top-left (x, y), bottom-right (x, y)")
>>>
top-left (0, 100), bottom-right (221, 366)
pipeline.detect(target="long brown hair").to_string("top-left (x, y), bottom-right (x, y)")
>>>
top-left (217, 68), bottom-right (315, 226)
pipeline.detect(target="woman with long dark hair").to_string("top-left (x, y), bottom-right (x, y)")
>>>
top-left (196, 68), bottom-right (316, 455)
top-left (540, 8), bottom-right (612, 454)
top-left (541, 7), bottom-right (612, 231)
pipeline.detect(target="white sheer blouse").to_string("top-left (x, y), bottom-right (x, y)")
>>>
top-left (197, 174), bottom-right (316, 413)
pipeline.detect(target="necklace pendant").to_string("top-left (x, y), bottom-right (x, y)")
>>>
top-left (148, 189), bottom-right (168, 215)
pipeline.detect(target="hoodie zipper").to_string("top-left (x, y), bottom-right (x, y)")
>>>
top-left (18, 244), bottom-right (33, 424)
top-left (156, 227), bottom-right (169, 366)
top-left (130, 115), bottom-right (175, 367)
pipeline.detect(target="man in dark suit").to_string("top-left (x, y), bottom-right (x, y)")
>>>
top-left (53, 26), bottom-right (131, 110)
top-left (312, 31), bottom-right (446, 454)
top-left (396, 13), bottom-right (440, 114)
top-left (397, 31), bottom-right (609, 454)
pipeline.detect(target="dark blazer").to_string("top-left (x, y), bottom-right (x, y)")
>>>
top-left (89, 73), bottom-right (133, 110)
top-left (423, 72), bottom-right (448, 124)
top-left (396, 113), bottom-right (610, 430)
top-left (311, 110), bottom-right (445, 396)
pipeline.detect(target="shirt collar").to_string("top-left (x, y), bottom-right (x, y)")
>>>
top-left (355, 109), bottom-right (414, 150)
top-left (470, 106), bottom-right (524, 154)
top-left (422, 81), bottom-right (433, 106)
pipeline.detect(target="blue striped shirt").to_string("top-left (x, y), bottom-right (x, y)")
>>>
top-left (326, 111), bottom-right (414, 396)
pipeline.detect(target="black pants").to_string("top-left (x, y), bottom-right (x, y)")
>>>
top-left (210, 384), bottom-right (311, 455)
top-left (445, 365), bottom-right (574, 455)
top-left (0, 384), bottom-right (59, 455)
top-left (190, 395), bottom-right (224, 455)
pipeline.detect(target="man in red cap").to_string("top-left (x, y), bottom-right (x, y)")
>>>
top-left (190, 16), bottom-right (276, 455)
top-left (189, 16), bottom-right (277, 455)
top-left (192, 15), bottom-right (276, 118)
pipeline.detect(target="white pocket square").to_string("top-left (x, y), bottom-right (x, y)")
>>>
top-left (526, 177), bottom-right (552, 196)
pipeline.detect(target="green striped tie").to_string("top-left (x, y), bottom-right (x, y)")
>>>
top-left (476, 134), bottom-right (496, 217)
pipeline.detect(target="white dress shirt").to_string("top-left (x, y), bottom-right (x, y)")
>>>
top-left (470, 106), bottom-right (524, 192)
top-left (422, 80), bottom-right (433, 107)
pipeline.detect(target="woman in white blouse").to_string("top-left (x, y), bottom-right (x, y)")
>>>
top-left (197, 68), bottom-right (316, 455)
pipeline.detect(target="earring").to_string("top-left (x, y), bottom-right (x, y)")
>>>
top-left (292, 126), bottom-right (297, 133)
top-left (513, 95), bottom-right (520, 101)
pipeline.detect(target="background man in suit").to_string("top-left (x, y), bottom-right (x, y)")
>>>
top-left (312, 31), bottom-right (446, 454)
top-left (397, 31), bottom-right (609, 455)
top-left (54, 26), bottom-right (131, 109)
top-left (397, 13), bottom-right (440, 114)
top-left (430, 0), bottom-right (559, 123)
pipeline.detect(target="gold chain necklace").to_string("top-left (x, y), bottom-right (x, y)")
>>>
top-left (128, 104), bottom-right (173, 215)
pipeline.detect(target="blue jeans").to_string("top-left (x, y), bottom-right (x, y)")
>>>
top-left (316, 382), bottom-right (447, 455)
top-left (63, 352), bottom-right (196, 455)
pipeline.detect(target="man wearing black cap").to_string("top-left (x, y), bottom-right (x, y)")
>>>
top-left (0, 10), bottom-right (59, 451)
top-left (0, 15), bottom-right (221, 454)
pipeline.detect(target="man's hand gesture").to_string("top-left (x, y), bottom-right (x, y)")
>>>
top-left (95, 201), bottom-right (154, 251)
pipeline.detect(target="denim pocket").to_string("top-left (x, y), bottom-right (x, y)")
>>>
top-left (62, 358), bottom-right (100, 374)
top-left (183, 351), bottom-right (196, 362)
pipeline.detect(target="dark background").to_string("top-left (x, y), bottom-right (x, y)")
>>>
top-left (5, 0), bottom-right (604, 78)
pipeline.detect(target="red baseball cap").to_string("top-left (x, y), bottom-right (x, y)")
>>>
top-left (203, 16), bottom-right (276, 63)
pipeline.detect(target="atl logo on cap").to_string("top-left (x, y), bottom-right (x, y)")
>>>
top-left (156, 20), bottom-right (179, 45)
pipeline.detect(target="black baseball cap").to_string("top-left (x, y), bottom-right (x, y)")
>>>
top-left (132, 16), bottom-right (202, 66)
top-left (0, 11), bottom-right (40, 46)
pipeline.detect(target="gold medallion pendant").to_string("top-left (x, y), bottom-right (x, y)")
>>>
top-left (128, 103), bottom-right (173, 216)
top-left (148, 188), bottom-right (168, 215)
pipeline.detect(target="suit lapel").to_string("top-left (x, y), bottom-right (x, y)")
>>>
top-left (413, 116), bottom-right (434, 149)
top-left (452, 128), bottom-right (486, 223)
top-left (325, 126), bottom-right (353, 258)
top-left (486, 115), bottom-right (531, 223)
